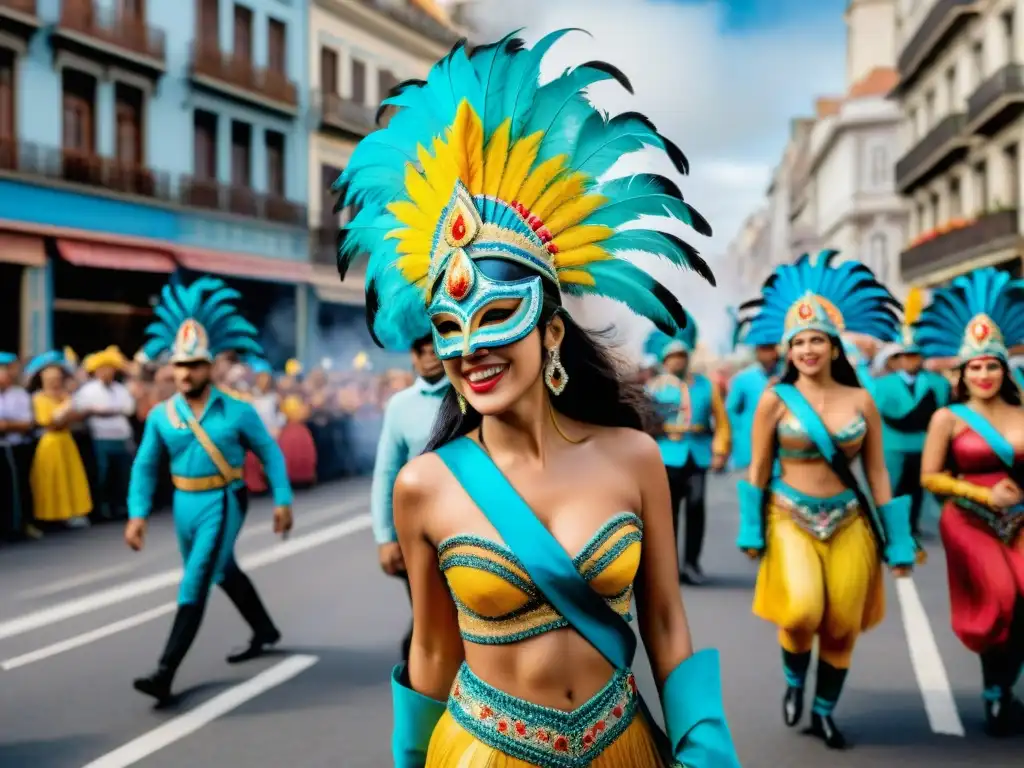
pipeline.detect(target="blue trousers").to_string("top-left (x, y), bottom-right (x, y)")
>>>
top-left (173, 485), bottom-right (247, 606)
top-left (93, 439), bottom-right (132, 517)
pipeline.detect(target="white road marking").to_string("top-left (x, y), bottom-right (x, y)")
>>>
top-left (0, 506), bottom-right (370, 643)
top-left (895, 577), bottom-right (965, 736)
top-left (0, 604), bottom-right (176, 671)
top-left (79, 654), bottom-right (319, 768)
top-left (17, 563), bottom-right (140, 600)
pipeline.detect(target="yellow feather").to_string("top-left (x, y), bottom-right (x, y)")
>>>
top-left (393, 231), bottom-right (432, 255)
top-left (532, 172), bottom-right (587, 221)
top-left (545, 194), bottom-right (608, 236)
top-left (404, 166), bottom-right (444, 222)
top-left (387, 201), bottom-right (435, 232)
top-left (556, 268), bottom-right (597, 287)
top-left (483, 120), bottom-right (511, 198)
top-left (517, 155), bottom-right (567, 210)
top-left (396, 254), bottom-right (430, 281)
top-left (417, 143), bottom-right (457, 199)
top-left (553, 245), bottom-right (611, 268)
top-left (449, 102), bottom-right (485, 194)
top-left (550, 224), bottom-right (614, 251)
top-left (497, 132), bottom-right (543, 202)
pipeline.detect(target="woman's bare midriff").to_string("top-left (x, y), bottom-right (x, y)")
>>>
top-left (778, 457), bottom-right (851, 498)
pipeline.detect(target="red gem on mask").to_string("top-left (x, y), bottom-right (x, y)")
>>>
top-left (972, 321), bottom-right (989, 340)
top-left (797, 302), bottom-right (813, 320)
top-left (451, 213), bottom-right (467, 241)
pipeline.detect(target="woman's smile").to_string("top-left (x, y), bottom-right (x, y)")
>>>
top-left (463, 362), bottom-right (509, 393)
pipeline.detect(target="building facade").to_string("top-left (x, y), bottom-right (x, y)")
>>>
top-left (894, 0), bottom-right (1024, 288)
top-left (304, 0), bottom-right (463, 368)
top-left (0, 0), bottom-right (311, 365)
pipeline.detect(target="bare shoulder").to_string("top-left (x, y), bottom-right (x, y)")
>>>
top-left (394, 452), bottom-right (446, 506)
top-left (755, 387), bottom-right (784, 418)
top-left (850, 385), bottom-right (876, 411)
top-left (930, 406), bottom-right (956, 431)
top-left (593, 426), bottom-right (661, 467)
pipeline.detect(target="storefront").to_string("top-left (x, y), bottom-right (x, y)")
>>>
top-left (0, 232), bottom-right (47, 357)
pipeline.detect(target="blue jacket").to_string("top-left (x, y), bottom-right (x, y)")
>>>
top-left (649, 372), bottom-right (730, 469)
top-left (873, 370), bottom-right (951, 454)
top-left (724, 363), bottom-right (775, 470)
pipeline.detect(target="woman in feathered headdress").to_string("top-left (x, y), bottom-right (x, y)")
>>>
top-left (645, 317), bottom-right (731, 586)
top-left (337, 28), bottom-right (739, 768)
top-left (737, 250), bottom-right (916, 749)
top-left (917, 267), bottom-right (1024, 736)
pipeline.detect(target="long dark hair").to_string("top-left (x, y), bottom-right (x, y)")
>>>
top-left (424, 260), bottom-right (658, 452)
top-left (780, 333), bottom-right (861, 387)
top-left (954, 358), bottom-right (1022, 406)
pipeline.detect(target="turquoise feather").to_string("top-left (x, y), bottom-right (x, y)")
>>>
top-left (601, 230), bottom-right (714, 284)
top-left (565, 258), bottom-right (687, 333)
top-left (573, 111), bottom-right (688, 179)
top-left (586, 174), bottom-right (710, 235)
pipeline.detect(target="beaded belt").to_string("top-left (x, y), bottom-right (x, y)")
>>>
top-left (956, 498), bottom-right (1024, 544)
top-left (447, 662), bottom-right (639, 766)
top-left (771, 488), bottom-right (859, 541)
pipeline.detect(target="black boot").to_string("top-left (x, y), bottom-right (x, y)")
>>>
top-left (805, 661), bottom-right (848, 749)
top-left (220, 567), bottom-right (281, 663)
top-left (134, 604), bottom-right (204, 703)
top-left (781, 649), bottom-right (810, 727)
top-left (981, 646), bottom-right (1024, 737)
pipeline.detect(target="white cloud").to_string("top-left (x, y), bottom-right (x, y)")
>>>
top-left (459, 0), bottom-right (845, 355)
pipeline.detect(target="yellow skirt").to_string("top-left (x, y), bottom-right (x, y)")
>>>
top-left (30, 431), bottom-right (92, 522)
top-left (425, 663), bottom-right (667, 767)
top-left (752, 503), bottom-right (884, 643)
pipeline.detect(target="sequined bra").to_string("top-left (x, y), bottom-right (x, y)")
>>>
top-left (776, 413), bottom-right (866, 460)
top-left (437, 512), bottom-right (642, 644)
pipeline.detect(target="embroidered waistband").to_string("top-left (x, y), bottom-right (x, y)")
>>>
top-left (172, 472), bottom-right (241, 492)
top-left (448, 662), bottom-right (638, 766)
top-left (770, 481), bottom-right (859, 541)
top-left (956, 498), bottom-right (1024, 544)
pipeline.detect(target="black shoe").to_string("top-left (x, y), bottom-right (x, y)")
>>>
top-left (133, 666), bottom-right (174, 704)
top-left (226, 629), bottom-right (281, 664)
top-left (783, 686), bottom-right (804, 727)
top-left (984, 695), bottom-right (1024, 737)
top-left (679, 564), bottom-right (706, 586)
top-left (805, 713), bottom-right (847, 749)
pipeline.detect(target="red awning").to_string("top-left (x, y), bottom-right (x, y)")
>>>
top-left (57, 239), bottom-right (176, 273)
top-left (0, 232), bottom-right (46, 267)
top-left (176, 248), bottom-right (313, 284)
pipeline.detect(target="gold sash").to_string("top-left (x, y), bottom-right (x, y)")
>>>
top-left (166, 397), bottom-right (242, 489)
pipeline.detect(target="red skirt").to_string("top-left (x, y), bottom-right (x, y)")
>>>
top-left (940, 502), bottom-right (1024, 653)
top-left (244, 451), bottom-right (268, 494)
top-left (278, 422), bottom-right (317, 485)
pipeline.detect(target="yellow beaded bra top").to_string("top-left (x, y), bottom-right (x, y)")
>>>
top-left (438, 512), bottom-right (642, 644)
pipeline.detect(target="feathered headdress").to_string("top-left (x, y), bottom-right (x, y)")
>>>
top-left (335, 29), bottom-right (713, 356)
top-left (738, 250), bottom-right (901, 347)
top-left (913, 267), bottom-right (1024, 363)
top-left (24, 350), bottom-right (73, 380)
top-left (142, 276), bottom-right (261, 364)
top-left (644, 311), bottom-right (697, 362)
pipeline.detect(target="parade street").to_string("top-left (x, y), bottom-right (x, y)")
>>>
top-left (0, 476), bottom-right (1020, 768)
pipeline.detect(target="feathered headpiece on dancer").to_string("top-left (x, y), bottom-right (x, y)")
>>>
top-left (913, 267), bottom-right (1024, 364)
top-left (141, 276), bottom-right (262, 364)
top-left (333, 29), bottom-right (714, 357)
top-left (644, 310), bottom-right (697, 362)
top-left (737, 249), bottom-right (902, 347)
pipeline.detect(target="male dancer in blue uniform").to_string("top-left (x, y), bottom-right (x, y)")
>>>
top-left (125, 276), bottom-right (293, 704)
top-left (372, 333), bottom-right (448, 661)
top-left (725, 342), bottom-right (780, 471)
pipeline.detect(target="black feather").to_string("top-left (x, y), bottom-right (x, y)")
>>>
top-left (685, 203), bottom-right (712, 236)
top-left (374, 78), bottom-right (427, 124)
top-left (336, 228), bottom-right (354, 280)
top-left (739, 297), bottom-right (765, 311)
top-left (505, 37), bottom-right (527, 54)
top-left (651, 280), bottom-right (688, 334)
top-left (613, 111), bottom-right (689, 175)
top-left (364, 281), bottom-right (384, 348)
top-left (660, 232), bottom-right (715, 286)
top-left (580, 60), bottom-right (633, 93)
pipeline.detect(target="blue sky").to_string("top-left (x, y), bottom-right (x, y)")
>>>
top-left (710, 0), bottom-right (850, 31)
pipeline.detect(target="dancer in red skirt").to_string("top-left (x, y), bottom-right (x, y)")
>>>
top-left (917, 267), bottom-right (1024, 736)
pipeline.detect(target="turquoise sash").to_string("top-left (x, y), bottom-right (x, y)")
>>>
top-left (949, 404), bottom-right (1016, 468)
top-left (772, 384), bottom-right (886, 546)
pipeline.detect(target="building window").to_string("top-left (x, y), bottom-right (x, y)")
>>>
top-left (870, 233), bottom-right (888, 282)
top-left (917, 201), bottom-right (926, 233)
top-left (351, 58), bottom-right (366, 103)
top-left (193, 109), bottom-right (217, 179)
top-left (1003, 12), bottom-right (1015, 68)
top-left (949, 177), bottom-right (962, 218)
top-left (930, 192), bottom-right (940, 226)
top-left (924, 90), bottom-right (935, 126)
top-left (378, 68), bottom-right (398, 100)
top-left (0, 50), bottom-right (13, 140)
top-left (114, 83), bottom-right (143, 166)
top-left (61, 69), bottom-right (96, 154)
top-left (266, 130), bottom-right (284, 197)
top-left (972, 40), bottom-right (984, 85)
top-left (196, 0), bottom-right (219, 49)
top-left (231, 120), bottom-right (251, 187)
top-left (945, 66), bottom-right (956, 109)
top-left (870, 146), bottom-right (887, 187)
top-left (907, 108), bottom-right (918, 142)
top-left (1005, 143), bottom-right (1019, 207)
top-left (119, 0), bottom-right (143, 20)
top-left (320, 47), bottom-right (338, 94)
top-left (268, 18), bottom-right (286, 74)
top-left (321, 163), bottom-right (343, 225)
top-left (233, 3), bottom-right (253, 61)
top-left (976, 160), bottom-right (989, 211)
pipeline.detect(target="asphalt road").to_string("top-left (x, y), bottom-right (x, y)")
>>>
top-left (0, 473), bottom-right (1021, 767)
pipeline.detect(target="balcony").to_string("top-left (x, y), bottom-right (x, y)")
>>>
top-left (180, 177), bottom-right (307, 226)
top-left (0, 0), bottom-right (40, 38)
top-left (190, 45), bottom-right (298, 117)
top-left (317, 91), bottom-right (377, 138)
top-left (966, 64), bottom-right (1024, 137)
top-left (52, 1), bottom-right (166, 78)
top-left (896, 0), bottom-right (978, 94)
top-left (311, 226), bottom-right (338, 267)
top-left (0, 137), bottom-right (172, 201)
top-left (895, 113), bottom-right (970, 193)
top-left (900, 209), bottom-right (1020, 281)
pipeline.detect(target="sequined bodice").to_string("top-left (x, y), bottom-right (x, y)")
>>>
top-left (950, 428), bottom-right (1024, 483)
top-left (437, 512), bottom-right (642, 645)
top-left (776, 413), bottom-right (866, 460)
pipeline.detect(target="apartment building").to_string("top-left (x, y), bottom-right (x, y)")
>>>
top-left (894, 0), bottom-right (1024, 288)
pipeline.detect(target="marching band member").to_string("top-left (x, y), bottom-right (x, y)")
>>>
top-left (725, 342), bottom-right (781, 472)
top-left (336, 29), bottom-right (740, 767)
top-left (917, 267), bottom-right (1024, 736)
top-left (737, 250), bottom-right (916, 749)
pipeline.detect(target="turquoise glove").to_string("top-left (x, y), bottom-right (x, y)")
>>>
top-left (878, 495), bottom-right (916, 567)
top-left (391, 664), bottom-right (446, 767)
top-left (661, 649), bottom-right (742, 767)
top-left (736, 480), bottom-right (765, 552)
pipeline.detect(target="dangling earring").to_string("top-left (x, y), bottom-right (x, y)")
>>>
top-left (544, 347), bottom-right (568, 395)
top-left (457, 392), bottom-right (468, 414)
top-left (832, 348), bottom-right (839, 361)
